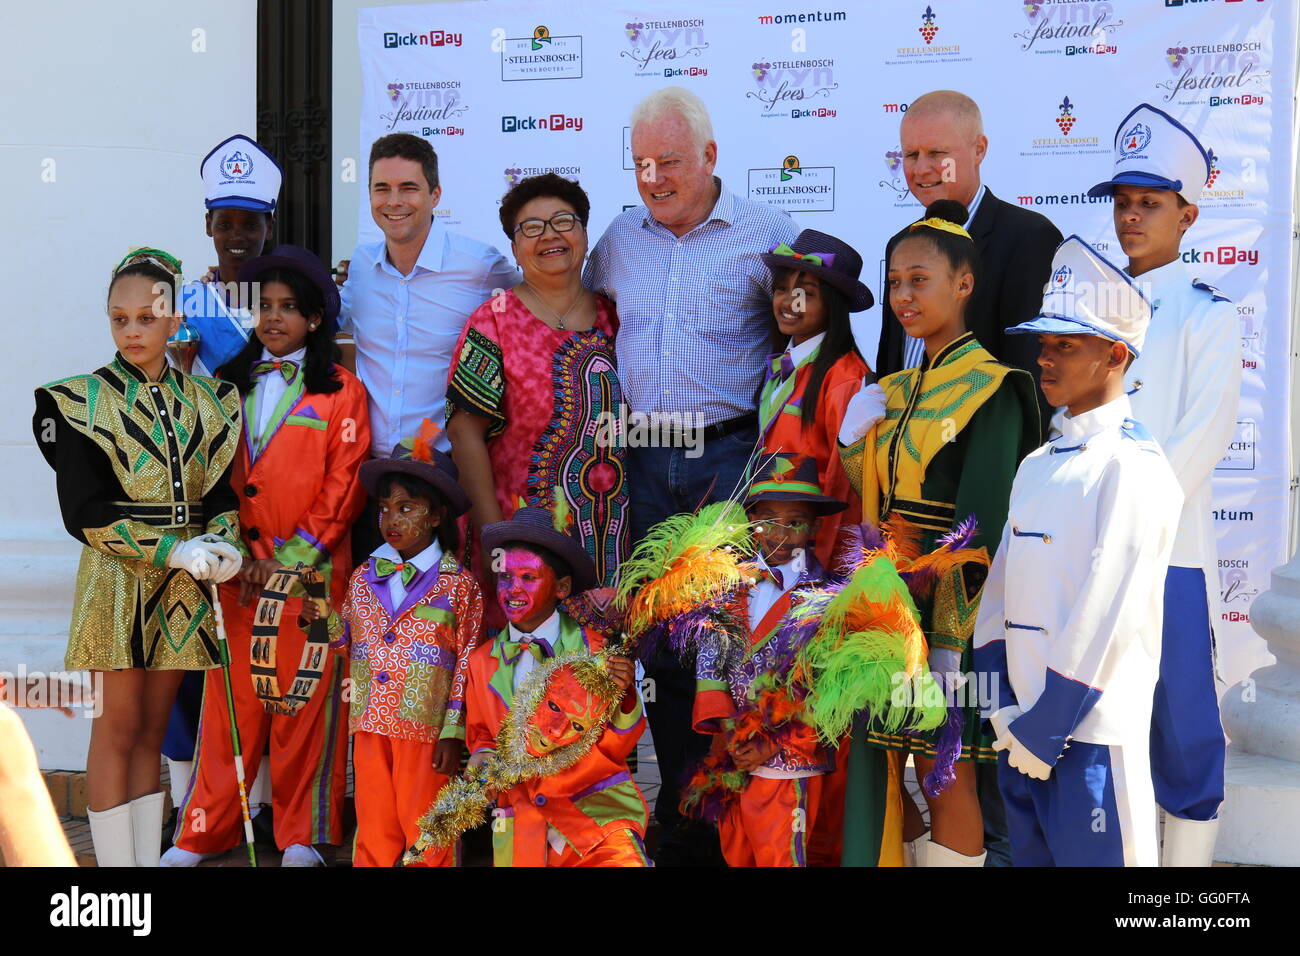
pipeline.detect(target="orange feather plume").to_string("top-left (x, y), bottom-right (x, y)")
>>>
top-left (412, 418), bottom-right (442, 463)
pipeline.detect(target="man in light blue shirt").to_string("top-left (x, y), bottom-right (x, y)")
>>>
top-left (339, 134), bottom-right (518, 560)
top-left (339, 133), bottom-right (519, 459)
top-left (583, 87), bottom-right (797, 864)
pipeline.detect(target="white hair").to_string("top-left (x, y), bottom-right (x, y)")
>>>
top-left (630, 86), bottom-right (715, 152)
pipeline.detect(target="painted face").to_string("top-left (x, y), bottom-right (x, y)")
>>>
top-left (772, 269), bottom-right (828, 344)
top-left (255, 280), bottom-right (315, 357)
top-left (1112, 186), bottom-right (1195, 274)
top-left (108, 274), bottom-right (180, 379)
top-left (900, 109), bottom-right (986, 208)
top-left (1036, 333), bottom-right (1126, 412)
top-left (370, 156), bottom-right (442, 247)
top-left (630, 111), bottom-right (718, 237)
top-left (887, 235), bottom-right (972, 345)
top-left (205, 207), bottom-right (272, 280)
top-left (377, 485), bottom-right (439, 559)
top-left (749, 501), bottom-right (819, 568)
top-left (496, 547), bottom-right (569, 632)
top-left (510, 195), bottom-right (587, 284)
top-left (524, 665), bottom-right (601, 757)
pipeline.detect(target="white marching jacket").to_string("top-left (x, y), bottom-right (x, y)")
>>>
top-left (974, 396), bottom-right (1183, 760)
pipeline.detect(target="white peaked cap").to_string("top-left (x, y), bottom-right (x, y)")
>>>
top-left (1087, 103), bottom-right (1211, 204)
top-left (1006, 235), bottom-right (1153, 357)
top-left (201, 134), bottom-right (282, 212)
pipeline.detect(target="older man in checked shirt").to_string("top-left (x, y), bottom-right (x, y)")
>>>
top-left (584, 86), bottom-right (798, 864)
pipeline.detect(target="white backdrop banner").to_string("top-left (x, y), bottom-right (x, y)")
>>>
top-left (356, 0), bottom-right (1296, 689)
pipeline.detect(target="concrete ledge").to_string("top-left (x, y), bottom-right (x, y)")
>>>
top-left (1216, 746), bottom-right (1300, 866)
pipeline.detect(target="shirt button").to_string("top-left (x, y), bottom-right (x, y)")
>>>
top-left (244, 484), bottom-right (258, 497)
top-left (150, 386), bottom-right (158, 392)
top-left (665, 313), bottom-right (674, 320)
top-left (173, 481), bottom-right (181, 488)
top-left (247, 527), bottom-right (261, 541)
top-left (383, 632), bottom-right (395, 644)
top-left (377, 671), bottom-right (389, 683)
top-left (1042, 534), bottom-right (1053, 544)
top-left (159, 408), bottom-right (167, 416)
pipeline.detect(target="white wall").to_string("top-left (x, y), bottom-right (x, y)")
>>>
top-left (0, 0), bottom-right (257, 767)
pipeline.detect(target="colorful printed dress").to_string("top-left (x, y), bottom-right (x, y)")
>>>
top-left (33, 354), bottom-right (242, 670)
top-left (838, 331), bottom-right (1039, 864)
top-left (446, 290), bottom-right (628, 591)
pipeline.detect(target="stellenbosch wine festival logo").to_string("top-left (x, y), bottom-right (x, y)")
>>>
top-left (745, 57), bottom-right (839, 118)
top-left (501, 164), bottom-right (582, 191)
top-left (747, 154), bottom-right (836, 212)
top-left (620, 18), bottom-right (710, 78)
top-left (1019, 95), bottom-right (1106, 159)
top-left (1014, 0), bottom-right (1123, 56)
top-left (878, 147), bottom-right (919, 209)
top-left (889, 5), bottom-right (968, 65)
top-left (380, 80), bottom-right (468, 135)
top-left (501, 24), bottom-right (583, 80)
top-left (1157, 39), bottom-right (1268, 106)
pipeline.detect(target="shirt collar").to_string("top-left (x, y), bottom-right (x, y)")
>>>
top-left (258, 345), bottom-right (306, 365)
top-left (963, 184), bottom-right (987, 228)
top-left (786, 331), bottom-right (825, 367)
top-left (642, 176), bottom-right (733, 232)
top-left (1059, 394), bottom-right (1133, 444)
top-left (1126, 257), bottom-right (1187, 302)
top-left (113, 353), bottom-right (176, 386)
top-left (377, 215), bottom-right (447, 278)
top-left (921, 331), bottom-right (977, 371)
top-left (506, 609), bottom-right (562, 645)
top-left (371, 539), bottom-right (443, 573)
top-left (758, 548), bottom-right (806, 590)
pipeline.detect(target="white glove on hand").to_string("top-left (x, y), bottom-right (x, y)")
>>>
top-left (993, 726), bottom-right (1053, 781)
top-left (194, 534), bottom-right (243, 584)
top-left (927, 647), bottom-right (967, 705)
top-left (838, 382), bottom-right (887, 446)
top-left (988, 706), bottom-right (1023, 745)
top-left (166, 538), bottom-right (218, 580)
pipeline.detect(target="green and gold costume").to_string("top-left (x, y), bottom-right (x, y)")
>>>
top-left (34, 354), bottom-right (243, 671)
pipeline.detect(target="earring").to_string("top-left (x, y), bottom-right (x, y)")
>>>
top-left (309, 324), bottom-right (318, 330)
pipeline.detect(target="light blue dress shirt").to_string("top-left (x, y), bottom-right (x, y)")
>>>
top-left (340, 216), bottom-right (519, 456)
top-left (584, 180), bottom-right (798, 427)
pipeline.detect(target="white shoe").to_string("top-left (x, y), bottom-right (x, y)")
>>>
top-left (904, 833), bottom-right (930, 867)
top-left (87, 803), bottom-right (136, 868)
top-left (129, 792), bottom-right (165, 867)
top-left (281, 843), bottom-right (324, 867)
top-left (922, 840), bottom-right (987, 867)
top-left (1161, 815), bottom-right (1220, 867)
top-left (159, 845), bottom-right (219, 867)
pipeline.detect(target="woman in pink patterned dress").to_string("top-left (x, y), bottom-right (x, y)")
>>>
top-left (446, 174), bottom-right (627, 628)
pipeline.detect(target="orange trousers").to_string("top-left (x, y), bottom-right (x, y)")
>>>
top-left (175, 591), bottom-right (349, 854)
top-left (352, 731), bottom-right (457, 867)
top-left (808, 736), bottom-right (849, 866)
top-left (720, 774), bottom-right (823, 867)
top-left (490, 808), bottom-right (650, 867)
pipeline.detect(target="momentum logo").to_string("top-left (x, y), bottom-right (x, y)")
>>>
top-left (1018, 191), bottom-right (1112, 207)
top-left (757, 10), bottom-right (847, 24)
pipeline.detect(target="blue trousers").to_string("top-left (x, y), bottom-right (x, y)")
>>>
top-left (999, 741), bottom-right (1157, 866)
top-left (1150, 567), bottom-right (1226, 821)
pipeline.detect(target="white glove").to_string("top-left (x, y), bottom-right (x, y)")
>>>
top-left (927, 647), bottom-right (967, 705)
top-left (166, 538), bottom-right (218, 580)
top-left (194, 534), bottom-right (243, 584)
top-left (987, 705), bottom-right (1023, 744)
top-left (993, 726), bottom-right (1053, 781)
top-left (838, 382), bottom-right (887, 446)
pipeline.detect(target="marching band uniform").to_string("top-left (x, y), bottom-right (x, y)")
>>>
top-left (335, 440), bottom-right (483, 867)
top-left (974, 236), bottom-right (1183, 866)
top-left (465, 508), bottom-right (650, 867)
top-left (169, 249), bottom-right (370, 865)
top-left (1085, 105), bottom-right (1241, 864)
top-left (692, 458), bottom-right (842, 867)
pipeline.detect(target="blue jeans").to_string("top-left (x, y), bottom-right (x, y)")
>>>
top-left (627, 425), bottom-right (758, 830)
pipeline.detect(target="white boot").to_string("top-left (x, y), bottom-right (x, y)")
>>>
top-left (1161, 815), bottom-right (1220, 867)
top-left (923, 840), bottom-right (987, 867)
top-left (165, 758), bottom-right (193, 809)
top-left (129, 791), bottom-right (165, 867)
top-left (159, 845), bottom-right (219, 867)
top-left (904, 833), bottom-right (931, 867)
top-left (87, 802), bottom-right (136, 868)
top-left (281, 843), bottom-right (324, 867)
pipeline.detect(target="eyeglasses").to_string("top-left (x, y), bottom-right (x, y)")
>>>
top-left (513, 211), bottom-right (581, 238)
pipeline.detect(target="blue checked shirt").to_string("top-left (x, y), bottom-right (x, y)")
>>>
top-left (340, 217), bottom-right (519, 456)
top-left (584, 180), bottom-right (798, 426)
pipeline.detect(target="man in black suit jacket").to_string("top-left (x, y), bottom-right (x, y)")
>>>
top-left (876, 91), bottom-right (1062, 425)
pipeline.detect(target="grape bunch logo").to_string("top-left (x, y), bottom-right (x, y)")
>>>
top-left (1205, 148), bottom-right (1220, 189)
top-left (619, 18), bottom-right (709, 77)
top-left (1167, 46), bottom-right (1188, 71)
top-left (745, 57), bottom-right (839, 116)
top-left (387, 82), bottom-right (404, 103)
top-left (625, 22), bottom-right (642, 43)
top-left (532, 25), bottom-right (551, 50)
top-left (919, 5), bottom-right (939, 44)
top-left (1056, 96), bottom-right (1077, 135)
top-left (878, 148), bottom-right (911, 201)
top-left (504, 167), bottom-right (523, 186)
top-left (1023, 0), bottom-right (1044, 19)
top-left (780, 155), bottom-right (801, 181)
top-left (752, 61), bottom-right (770, 82)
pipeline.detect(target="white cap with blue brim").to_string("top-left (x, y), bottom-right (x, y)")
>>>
top-left (1087, 103), bottom-right (1211, 204)
top-left (201, 134), bottom-right (282, 213)
top-left (1006, 235), bottom-right (1153, 357)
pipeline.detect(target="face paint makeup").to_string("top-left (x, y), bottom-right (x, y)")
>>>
top-left (496, 548), bottom-right (563, 633)
top-left (524, 665), bottom-right (600, 757)
top-left (377, 486), bottom-right (437, 559)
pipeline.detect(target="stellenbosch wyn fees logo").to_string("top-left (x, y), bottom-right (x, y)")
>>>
top-left (748, 58), bottom-right (838, 116)
top-left (383, 29), bottom-right (462, 48)
top-left (1158, 40), bottom-right (1267, 103)
top-left (1016, 1), bottom-right (1123, 54)
top-left (621, 19), bottom-right (709, 76)
top-left (381, 80), bottom-right (467, 135)
top-left (503, 165), bottom-right (581, 188)
top-left (502, 24), bottom-right (583, 80)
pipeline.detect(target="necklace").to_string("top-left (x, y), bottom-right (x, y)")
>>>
top-left (521, 280), bottom-right (585, 331)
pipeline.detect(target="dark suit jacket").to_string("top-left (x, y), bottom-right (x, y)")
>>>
top-left (874, 188), bottom-right (1063, 425)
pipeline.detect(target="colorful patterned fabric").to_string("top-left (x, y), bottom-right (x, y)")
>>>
top-left (446, 290), bottom-right (628, 590)
top-left (33, 355), bottom-right (242, 670)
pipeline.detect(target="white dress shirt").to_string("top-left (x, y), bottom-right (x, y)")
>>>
top-left (748, 548), bottom-right (806, 633)
top-left (250, 345), bottom-right (306, 440)
top-left (340, 217), bottom-right (519, 456)
top-left (505, 609), bottom-right (562, 694)
top-left (371, 539), bottom-right (443, 609)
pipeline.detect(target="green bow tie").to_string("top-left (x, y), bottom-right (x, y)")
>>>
top-left (768, 243), bottom-right (829, 267)
top-left (374, 557), bottom-right (418, 587)
top-left (251, 359), bottom-right (300, 385)
top-left (502, 634), bottom-right (554, 665)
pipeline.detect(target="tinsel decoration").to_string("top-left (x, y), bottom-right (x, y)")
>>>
top-left (403, 647), bottom-right (624, 864)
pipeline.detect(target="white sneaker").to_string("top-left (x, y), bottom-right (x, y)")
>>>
top-left (1161, 816), bottom-right (1220, 867)
top-left (159, 845), bottom-right (219, 867)
top-left (281, 843), bottom-right (324, 867)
